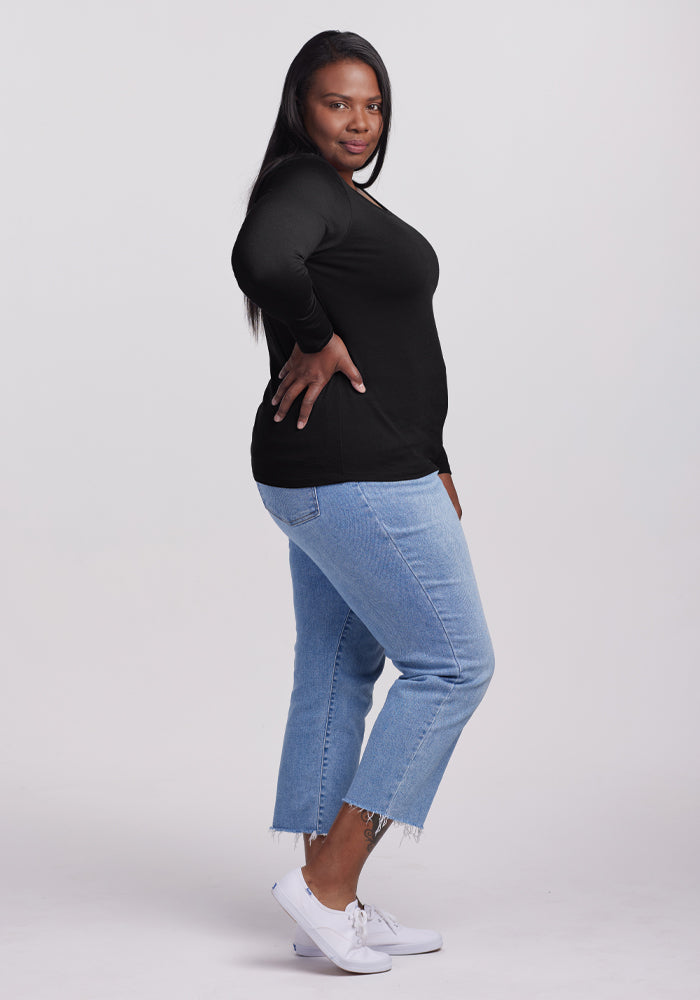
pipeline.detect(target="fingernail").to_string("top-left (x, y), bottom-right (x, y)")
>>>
top-left (358, 382), bottom-right (366, 392)
top-left (297, 420), bottom-right (305, 429)
top-left (274, 414), bottom-right (282, 422)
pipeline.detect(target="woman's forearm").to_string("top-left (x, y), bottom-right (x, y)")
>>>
top-left (438, 472), bottom-right (462, 520)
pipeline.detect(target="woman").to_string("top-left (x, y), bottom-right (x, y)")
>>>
top-left (231, 30), bottom-right (495, 975)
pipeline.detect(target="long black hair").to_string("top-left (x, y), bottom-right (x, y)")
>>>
top-left (239, 30), bottom-right (393, 339)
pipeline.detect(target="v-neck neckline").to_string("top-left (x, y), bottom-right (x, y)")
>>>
top-left (350, 183), bottom-right (391, 215)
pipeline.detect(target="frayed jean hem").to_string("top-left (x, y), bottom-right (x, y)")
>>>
top-left (342, 799), bottom-right (424, 844)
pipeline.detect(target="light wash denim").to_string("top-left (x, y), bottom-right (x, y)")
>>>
top-left (255, 470), bottom-right (495, 840)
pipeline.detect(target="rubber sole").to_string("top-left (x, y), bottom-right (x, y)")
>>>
top-left (271, 881), bottom-right (392, 974)
top-left (294, 940), bottom-right (443, 957)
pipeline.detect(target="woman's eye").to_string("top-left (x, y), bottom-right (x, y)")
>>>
top-left (328, 102), bottom-right (382, 112)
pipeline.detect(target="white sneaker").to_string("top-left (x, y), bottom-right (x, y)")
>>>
top-left (271, 868), bottom-right (392, 974)
top-left (293, 901), bottom-right (443, 957)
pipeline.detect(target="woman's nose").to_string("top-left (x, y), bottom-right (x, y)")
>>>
top-left (347, 108), bottom-right (370, 132)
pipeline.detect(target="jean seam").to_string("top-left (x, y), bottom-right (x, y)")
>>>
top-left (268, 506), bottom-right (319, 526)
top-left (354, 482), bottom-right (462, 678)
top-left (315, 605), bottom-right (354, 833)
top-left (383, 680), bottom-right (459, 819)
top-left (259, 486), bottom-right (319, 526)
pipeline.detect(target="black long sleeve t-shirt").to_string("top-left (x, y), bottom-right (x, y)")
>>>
top-left (231, 152), bottom-right (451, 487)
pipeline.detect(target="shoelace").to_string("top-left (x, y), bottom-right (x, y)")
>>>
top-left (364, 903), bottom-right (400, 935)
top-left (348, 905), bottom-right (369, 946)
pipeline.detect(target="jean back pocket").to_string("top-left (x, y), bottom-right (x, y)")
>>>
top-left (255, 482), bottom-right (320, 526)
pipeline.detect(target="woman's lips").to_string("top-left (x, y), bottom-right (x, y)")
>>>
top-left (341, 141), bottom-right (368, 153)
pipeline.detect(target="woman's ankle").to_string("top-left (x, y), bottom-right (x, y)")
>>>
top-left (303, 832), bottom-right (326, 866)
top-left (300, 864), bottom-right (357, 911)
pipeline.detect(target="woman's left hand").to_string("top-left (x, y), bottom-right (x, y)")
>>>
top-left (439, 473), bottom-right (462, 520)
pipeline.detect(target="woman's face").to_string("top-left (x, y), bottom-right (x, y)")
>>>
top-left (301, 59), bottom-right (384, 183)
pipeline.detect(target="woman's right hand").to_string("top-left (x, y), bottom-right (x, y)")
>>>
top-left (270, 333), bottom-right (366, 430)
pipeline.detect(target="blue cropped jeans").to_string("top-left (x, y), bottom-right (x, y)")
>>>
top-left (255, 470), bottom-right (495, 840)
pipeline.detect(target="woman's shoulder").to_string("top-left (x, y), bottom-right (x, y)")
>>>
top-left (257, 153), bottom-right (350, 205)
top-left (262, 151), bottom-right (338, 180)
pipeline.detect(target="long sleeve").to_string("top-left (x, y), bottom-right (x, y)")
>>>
top-left (231, 154), bottom-right (352, 353)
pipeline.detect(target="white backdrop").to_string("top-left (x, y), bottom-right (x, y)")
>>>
top-left (2, 2), bottom-right (698, 998)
